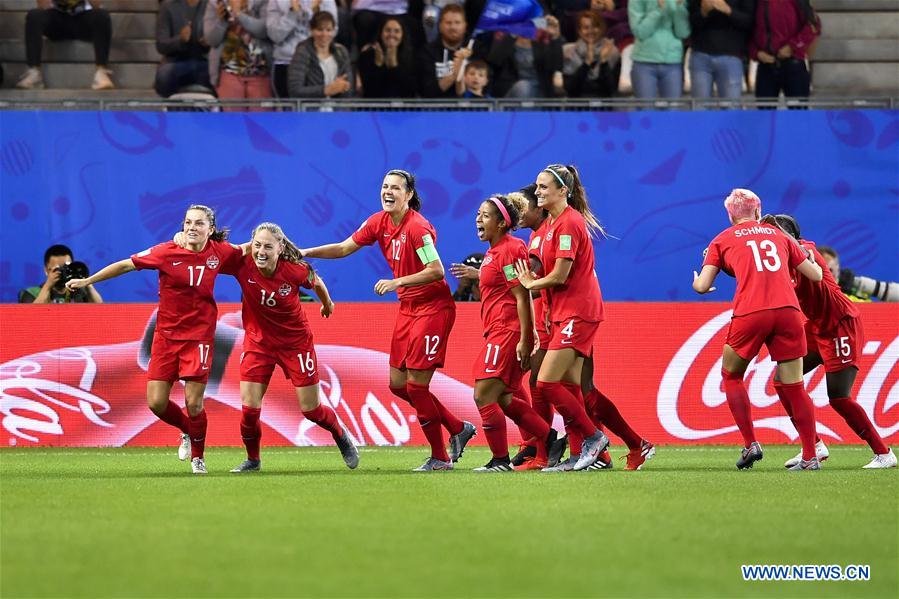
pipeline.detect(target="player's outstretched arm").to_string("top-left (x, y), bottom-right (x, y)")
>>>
top-left (692, 265), bottom-right (719, 294)
top-left (66, 259), bottom-right (136, 290)
top-left (313, 274), bottom-right (335, 318)
top-left (301, 237), bottom-right (361, 259)
top-left (796, 258), bottom-right (823, 282)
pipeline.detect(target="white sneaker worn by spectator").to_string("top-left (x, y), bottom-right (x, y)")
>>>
top-left (16, 67), bottom-right (44, 89)
top-left (92, 67), bottom-right (114, 90)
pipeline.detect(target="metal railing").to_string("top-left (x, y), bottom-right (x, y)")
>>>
top-left (0, 96), bottom-right (895, 111)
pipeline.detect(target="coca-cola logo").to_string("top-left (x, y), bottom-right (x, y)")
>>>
top-left (658, 310), bottom-right (899, 441)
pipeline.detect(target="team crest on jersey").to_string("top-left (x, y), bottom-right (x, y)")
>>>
top-left (529, 236), bottom-right (541, 249)
top-left (278, 283), bottom-right (292, 296)
top-left (206, 255), bottom-right (220, 269)
top-left (401, 233), bottom-right (407, 243)
top-left (546, 231), bottom-right (554, 241)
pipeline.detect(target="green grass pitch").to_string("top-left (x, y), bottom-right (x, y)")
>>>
top-left (1, 445), bottom-right (896, 598)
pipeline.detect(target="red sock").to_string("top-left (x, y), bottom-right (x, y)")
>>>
top-left (830, 396), bottom-right (888, 455)
top-left (240, 405), bottom-right (262, 461)
top-left (538, 381), bottom-right (595, 438)
top-left (513, 387), bottom-right (537, 448)
top-left (431, 392), bottom-right (464, 436)
top-left (530, 384), bottom-right (553, 425)
top-left (478, 403), bottom-right (509, 459)
top-left (501, 398), bottom-right (551, 460)
top-left (722, 369), bottom-right (755, 447)
top-left (778, 381), bottom-right (817, 460)
top-left (774, 381), bottom-right (822, 444)
top-left (303, 404), bottom-right (342, 441)
top-left (407, 382), bottom-right (449, 461)
top-left (156, 400), bottom-right (189, 434)
top-left (584, 388), bottom-right (642, 450)
top-left (188, 409), bottom-right (207, 459)
top-left (567, 427), bottom-right (584, 458)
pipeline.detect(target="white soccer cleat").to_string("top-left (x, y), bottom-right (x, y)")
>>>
top-left (862, 449), bottom-right (897, 469)
top-left (191, 457), bottom-right (207, 474)
top-left (16, 67), bottom-right (44, 89)
top-left (784, 440), bottom-right (828, 468)
top-left (178, 433), bottom-right (191, 461)
top-left (91, 67), bottom-right (115, 90)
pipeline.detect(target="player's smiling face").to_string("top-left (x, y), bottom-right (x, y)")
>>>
top-left (182, 209), bottom-right (213, 250)
top-left (535, 171), bottom-right (567, 212)
top-left (381, 174), bottom-right (412, 216)
top-left (251, 229), bottom-right (283, 274)
top-left (476, 201), bottom-right (505, 243)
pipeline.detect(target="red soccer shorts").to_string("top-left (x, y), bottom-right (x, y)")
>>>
top-left (472, 328), bottom-right (524, 393)
top-left (547, 317), bottom-right (599, 357)
top-left (148, 335), bottom-right (213, 384)
top-left (240, 337), bottom-right (319, 387)
top-left (726, 307), bottom-right (806, 362)
top-left (806, 316), bottom-right (865, 373)
top-left (390, 304), bottom-right (456, 370)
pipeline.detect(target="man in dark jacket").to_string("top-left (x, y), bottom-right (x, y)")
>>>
top-left (155, 0), bottom-right (212, 97)
top-left (416, 4), bottom-right (471, 98)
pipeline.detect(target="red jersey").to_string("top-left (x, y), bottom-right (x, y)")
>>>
top-left (352, 209), bottom-right (453, 315)
top-left (131, 239), bottom-right (242, 340)
top-left (528, 223), bottom-right (550, 337)
top-left (479, 234), bottom-right (528, 335)
top-left (793, 240), bottom-right (859, 334)
top-left (223, 254), bottom-right (317, 348)
top-left (538, 206), bottom-right (604, 323)
top-left (703, 220), bottom-right (808, 317)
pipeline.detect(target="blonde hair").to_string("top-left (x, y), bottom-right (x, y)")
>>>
top-left (252, 222), bottom-right (307, 267)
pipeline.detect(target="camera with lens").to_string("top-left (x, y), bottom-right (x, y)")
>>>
top-left (837, 268), bottom-right (899, 302)
top-left (55, 261), bottom-right (90, 285)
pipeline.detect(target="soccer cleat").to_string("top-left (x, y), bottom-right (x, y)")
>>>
top-left (547, 432), bottom-right (568, 467)
top-left (736, 442), bottom-right (763, 470)
top-left (412, 457), bottom-right (454, 472)
top-left (542, 456), bottom-right (576, 472)
top-left (178, 433), bottom-right (190, 461)
top-left (514, 457), bottom-right (547, 471)
top-left (573, 430), bottom-right (610, 471)
top-left (336, 425), bottom-right (360, 469)
top-left (91, 67), bottom-right (115, 90)
top-left (862, 449), bottom-right (897, 469)
top-left (623, 440), bottom-right (656, 471)
top-left (230, 459), bottom-right (261, 473)
top-left (473, 457), bottom-right (514, 472)
top-left (788, 456), bottom-right (821, 471)
top-left (190, 457), bottom-right (207, 474)
top-left (511, 443), bottom-right (537, 467)
top-left (16, 67), bottom-right (44, 89)
top-left (586, 449), bottom-right (613, 470)
top-left (449, 421), bottom-right (477, 462)
top-left (784, 440), bottom-right (829, 468)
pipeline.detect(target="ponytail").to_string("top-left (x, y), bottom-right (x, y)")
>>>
top-left (542, 164), bottom-right (606, 238)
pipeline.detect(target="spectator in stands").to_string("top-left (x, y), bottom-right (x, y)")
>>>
top-left (287, 11), bottom-right (353, 97)
top-left (357, 17), bottom-right (417, 97)
top-left (19, 244), bottom-right (103, 304)
top-left (416, 4), bottom-right (471, 98)
top-left (484, 15), bottom-right (565, 98)
top-left (204, 0), bottom-right (273, 110)
top-left (687, 0), bottom-right (755, 99)
top-left (351, 0), bottom-right (424, 49)
top-left (17, 0), bottom-right (114, 90)
top-left (749, 0), bottom-right (820, 100)
top-left (628, 0), bottom-right (690, 99)
top-left (267, 0), bottom-right (339, 98)
top-left (593, 0), bottom-right (634, 49)
top-left (459, 58), bottom-right (491, 98)
top-left (562, 10), bottom-right (621, 97)
top-left (155, 0), bottom-right (213, 97)
top-left (450, 253), bottom-right (483, 301)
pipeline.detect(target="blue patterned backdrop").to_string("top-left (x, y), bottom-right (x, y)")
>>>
top-left (1, 110), bottom-right (897, 303)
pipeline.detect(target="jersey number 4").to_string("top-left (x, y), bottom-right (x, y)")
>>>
top-left (746, 240), bottom-right (782, 272)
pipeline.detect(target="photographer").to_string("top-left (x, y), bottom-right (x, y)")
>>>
top-left (819, 246), bottom-right (898, 303)
top-left (18, 244), bottom-right (103, 304)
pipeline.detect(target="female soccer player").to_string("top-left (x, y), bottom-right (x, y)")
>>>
top-left (469, 194), bottom-right (562, 472)
top-left (513, 165), bottom-right (610, 471)
top-left (300, 169), bottom-right (474, 471)
top-left (67, 205), bottom-right (245, 474)
top-left (693, 190), bottom-right (823, 470)
top-left (764, 214), bottom-right (895, 469)
top-left (223, 222), bottom-right (359, 473)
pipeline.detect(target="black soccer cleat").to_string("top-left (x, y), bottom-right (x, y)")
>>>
top-left (511, 443), bottom-right (537, 467)
top-left (473, 456), bottom-right (514, 472)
